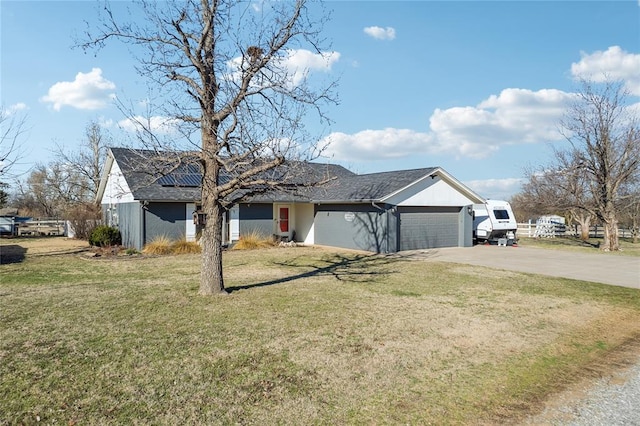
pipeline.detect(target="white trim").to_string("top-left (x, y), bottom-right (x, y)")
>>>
top-left (186, 203), bottom-right (196, 241)
top-left (229, 205), bottom-right (240, 241)
top-left (95, 150), bottom-right (115, 203)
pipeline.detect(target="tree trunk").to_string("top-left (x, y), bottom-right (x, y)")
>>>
top-left (579, 215), bottom-right (591, 241)
top-left (198, 140), bottom-right (226, 295)
top-left (199, 197), bottom-right (226, 295)
top-left (602, 213), bottom-right (619, 251)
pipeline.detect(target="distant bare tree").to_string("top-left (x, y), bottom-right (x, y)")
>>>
top-left (521, 164), bottom-right (603, 243)
top-left (0, 182), bottom-right (9, 208)
top-left (516, 81), bottom-right (639, 249)
top-left (523, 154), bottom-right (596, 240)
top-left (558, 80), bottom-right (639, 250)
top-left (15, 163), bottom-right (90, 217)
top-left (618, 182), bottom-right (640, 243)
top-left (508, 193), bottom-right (536, 224)
top-left (0, 106), bottom-right (28, 179)
top-left (53, 120), bottom-right (109, 201)
top-left (82, 0), bottom-right (338, 294)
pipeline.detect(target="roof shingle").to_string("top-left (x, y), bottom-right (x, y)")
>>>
top-left (107, 147), bottom-right (440, 204)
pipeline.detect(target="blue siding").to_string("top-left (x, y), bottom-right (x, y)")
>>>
top-left (112, 202), bottom-right (143, 250)
top-left (239, 203), bottom-right (273, 238)
top-left (314, 204), bottom-right (391, 253)
top-left (145, 202), bottom-right (187, 244)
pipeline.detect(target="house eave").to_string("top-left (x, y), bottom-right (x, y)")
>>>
top-left (379, 167), bottom-right (485, 205)
top-left (310, 199), bottom-right (380, 204)
top-left (95, 149), bottom-right (115, 204)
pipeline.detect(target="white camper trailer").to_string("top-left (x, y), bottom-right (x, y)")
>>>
top-left (473, 200), bottom-right (517, 245)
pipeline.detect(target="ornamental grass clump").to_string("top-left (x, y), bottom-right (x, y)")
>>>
top-left (171, 238), bottom-right (201, 254)
top-left (142, 235), bottom-right (173, 255)
top-left (232, 230), bottom-right (276, 250)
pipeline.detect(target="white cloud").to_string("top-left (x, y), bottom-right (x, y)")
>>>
top-left (430, 88), bottom-right (573, 158)
top-left (571, 46), bottom-right (640, 95)
top-left (251, 1), bottom-right (263, 12)
top-left (226, 48), bottom-right (340, 88)
top-left (41, 68), bottom-right (116, 111)
top-left (324, 88), bottom-right (573, 162)
top-left (6, 103), bottom-right (28, 115)
top-left (322, 128), bottom-right (434, 161)
top-left (280, 49), bottom-right (341, 86)
top-left (627, 101), bottom-right (640, 118)
top-left (363, 26), bottom-right (396, 40)
top-left (464, 178), bottom-right (524, 201)
top-left (98, 117), bottom-right (115, 128)
top-left (118, 115), bottom-right (181, 135)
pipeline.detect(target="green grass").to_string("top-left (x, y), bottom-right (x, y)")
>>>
top-left (1, 242), bottom-right (639, 424)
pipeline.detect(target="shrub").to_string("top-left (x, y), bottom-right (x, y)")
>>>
top-left (232, 230), bottom-right (276, 250)
top-left (89, 225), bottom-right (122, 247)
top-left (142, 235), bottom-right (173, 255)
top-left (171, 238), bottom-right (201, 254)
top-left (65, 203), bottom-right (103, 240)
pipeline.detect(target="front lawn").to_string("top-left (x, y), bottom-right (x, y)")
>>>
top-left (1, 239), bottom-right (639, 424)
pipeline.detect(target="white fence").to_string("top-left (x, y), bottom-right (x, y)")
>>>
top-left (517, 222), bottom-right (635, 238)
top-left (16, 219), bottom-right (66, 236)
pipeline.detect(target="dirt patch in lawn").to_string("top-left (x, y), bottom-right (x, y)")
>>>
top-left (1, 237), bottom-right (92, 264)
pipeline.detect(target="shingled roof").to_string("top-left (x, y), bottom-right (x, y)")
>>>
top-left (108, 148), bottom-right (202, 202)
top-left (314, 168), bottom-right (437, 202)
top-left (101, 147), bottom-right (460, 204)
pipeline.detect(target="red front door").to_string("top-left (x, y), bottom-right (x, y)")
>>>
top-left (279, 207), bottom-right (289, 233)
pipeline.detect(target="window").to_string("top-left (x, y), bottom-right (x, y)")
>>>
top-left (493, 209), bottom-right (510, 220)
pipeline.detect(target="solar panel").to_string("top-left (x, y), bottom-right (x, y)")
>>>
top-left (157, 173), bottom-right (202, 187)
top-left (157, 163), bottom-right (203, 187)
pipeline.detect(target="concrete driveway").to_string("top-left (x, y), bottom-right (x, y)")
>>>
top-left (405, 245), bottom-right (640, 290)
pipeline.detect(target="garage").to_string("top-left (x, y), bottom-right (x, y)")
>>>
top-left (314, 204), bottom-right (394, 253)
top-left (398, 206), bottom-right (462, 250)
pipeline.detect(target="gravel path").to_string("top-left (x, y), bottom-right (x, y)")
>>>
top-left (526, 355), bottom-right (640, 425)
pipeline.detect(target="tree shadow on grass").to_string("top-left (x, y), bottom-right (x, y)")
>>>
top-left (0, 245), bottom-right (27, 264)
top-left (227, 252), bottom-right (403, 293)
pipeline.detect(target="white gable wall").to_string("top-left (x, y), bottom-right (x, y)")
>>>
top-left (294, 203), bottom-right (315, 244)
top-left (101, 160), bottom-right (135, 204)
top-left (383, 175), bottom-right (479, 207)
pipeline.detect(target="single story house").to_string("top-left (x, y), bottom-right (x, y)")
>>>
top-left (96, 147), bottom-right (486, 253)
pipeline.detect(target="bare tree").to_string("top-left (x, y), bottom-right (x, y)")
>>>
top-left (618, 182), bottom-right (640, 243)
top-left (1, 106), bottom-right (28, 179)
top-left (558, 80), bottom-right (640, 251)
top-left (15, 163), bottom-right (90, 217)
top-left (0, 182), bottom-right (9, 208)
top-left (521, 152), bottom-right (598, 241)
top-left (557, 153), bottom-right (595, 240)
top-left (53, 120), bottom-right (109, 201)
top-left (517, 81), bottom-right (640, 247)
top-left (82, 0), bottom-right (337, 294)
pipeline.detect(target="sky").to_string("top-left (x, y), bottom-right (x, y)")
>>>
top-left (1, 0), bottom-right (639, 200)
